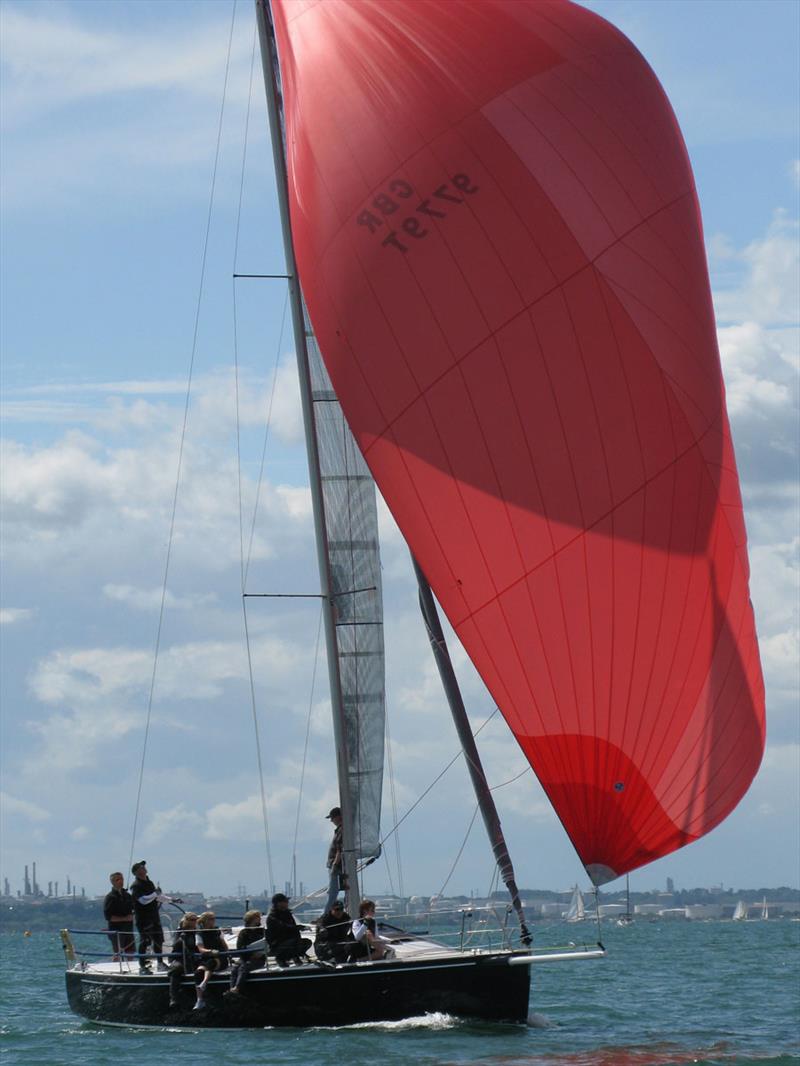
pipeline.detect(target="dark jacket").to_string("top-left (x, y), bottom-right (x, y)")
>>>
top-left (103, 887), bottom-right (134, 925)
top-left (130, 876), bottom-right (162, 930)
top-left (266, 906), bottom-right (302, 949)
top-left (315, 909), bottom-right (352, 946)
top-left (169, 928), bottom-right (198, 967)
top-left (236, 925), bottom-right (266, 960)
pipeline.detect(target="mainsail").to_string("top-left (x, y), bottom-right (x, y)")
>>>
top-left (270, 0), bottom-right (766, 885)
top-left (565, 885), bottom-right (585, 922)
top-left (306, 307), bottom-right (385, 860)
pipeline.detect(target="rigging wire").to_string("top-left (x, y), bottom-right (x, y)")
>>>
top-left (383, 703), bottom-right (404, 898)
top-left (128, 1), bottom-right (238, 873)
top-left (243, 291), bottom-right (289, 585)
top-left (230, 9), bottom-right (276, 898)
top-left (435, 803), bottom-right (480, 900)
top-left (377, 709), bottom-right (498, 849)
top-left (242, 597), bottom-right (276, 895)
top-left (233, 18), bottom-right (259, 593)
top-left (489, 764), bottom-right (531, 791)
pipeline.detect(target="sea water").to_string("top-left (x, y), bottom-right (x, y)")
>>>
top-left (1, 919), bottom-right (798, 1066)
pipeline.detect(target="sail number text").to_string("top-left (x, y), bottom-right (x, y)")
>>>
top-left (356, 174), bottom-right (479, 254)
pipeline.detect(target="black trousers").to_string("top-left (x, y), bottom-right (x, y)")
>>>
top-left (137, 923), bottom-right (164, 965)
top-left (271, 935), bottom-right (312, 964)
top-left (106, 923), bottom-right (135, 955)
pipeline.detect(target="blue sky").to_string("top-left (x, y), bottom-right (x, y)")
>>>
top-left (1, 0), bottom-right (798, 903)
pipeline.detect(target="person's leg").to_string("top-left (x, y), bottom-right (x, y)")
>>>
top-left (325, 869), bottom-right (340, 911)
top-left (138, 929), bottom-right (151, 970)
top-left (194, 965), bottom-right (207, 1008)
top-left (168, 963), bottom-right (183, 1006)
top-left (153, 928), bottom-right (167, 969)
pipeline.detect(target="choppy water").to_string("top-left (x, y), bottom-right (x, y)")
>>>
top-left (1, 919), bottom-right (798, 1065)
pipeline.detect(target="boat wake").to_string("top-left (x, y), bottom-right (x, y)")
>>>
top-left (318, 1011), bottom-right (460, 1032)
top-left (527, 1011), bottom-right (556, 1028)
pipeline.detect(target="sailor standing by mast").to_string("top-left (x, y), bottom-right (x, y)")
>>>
top-left (324, 807), bottom-right (343, 912)
top-left (130, 860), bottom-right (179, 973)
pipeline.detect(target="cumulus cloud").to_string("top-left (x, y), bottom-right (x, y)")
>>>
top-left (1, 4), bottom-right (261, 212)
top-left (710, 208), bottom-right (800, 746)
top-left (713, 209), bottom-right (800, 327)
top-left (143, 803), bottom-right (205, 845)
top-left (0, 607), bottom-right (35, 625)
top-left (1, 374), bottom-right (311, 584)
top-left (0, 792), bottom-right (51, 822)
top-left (102, 584), bottom-right (216, 612)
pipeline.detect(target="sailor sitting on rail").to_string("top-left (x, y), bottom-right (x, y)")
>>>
top-left (352, 900), bottom-right (394, 961)
top-left (314, 900), bottom-right (353, 963)
top-left (168, 912), bottom-right (200, 1009)
top-left (226, 909), bottom-right (267, 996)
top-left (194, 911), bottom-right (228, 1011)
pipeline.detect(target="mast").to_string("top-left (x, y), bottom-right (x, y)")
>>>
top-left (413, 559), bottom-right (532, 946)
top-left (255, 0), bottom-right (360, 911)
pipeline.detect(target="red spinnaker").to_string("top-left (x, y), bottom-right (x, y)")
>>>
top-left (271, 0), bottom-right (765, 884)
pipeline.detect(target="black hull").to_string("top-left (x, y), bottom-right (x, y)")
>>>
top-left (66, 953), bottom-right (531, 1028)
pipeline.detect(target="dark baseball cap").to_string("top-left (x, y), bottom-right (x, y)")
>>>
top-left (271, 892), bottom-right (289, 905)
top-left (131, 860), bottom-right (146, 874)
top-left (326, 807), bottom-right (341, 819)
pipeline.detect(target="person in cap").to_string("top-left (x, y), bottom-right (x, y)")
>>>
top-left (129, 860), bottom-right (179, 973)
top-left (325, 806), bottom-right (343, 912)
top-left (314, 900), bottom-right (353, 964)
top-left (103, 871), bottom-right (135, 961)
top-left (266, 893), bottom-right (312, 967)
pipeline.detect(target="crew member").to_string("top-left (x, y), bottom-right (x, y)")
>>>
top-left (325, 806), bottom-right (343, 912)
top-left (130, 860), bottom-right (178, 973)
top-left (314, 900), bottom-right (353, 963)
top-left (103, 871), bottom-right (135, 960)
top-left (266, 893), bottom-right (312, 967)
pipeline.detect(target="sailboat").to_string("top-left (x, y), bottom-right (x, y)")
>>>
top-left (617, 874), bottom-right (634, 926)
top-left (565, 886), bottom-right (586, 922)
top-left (63, 0), bottom-right (765, 1030)
top-left (732, 900), bottom-right (748, 921)
top-left (760, 897), bottom-right (769, 921)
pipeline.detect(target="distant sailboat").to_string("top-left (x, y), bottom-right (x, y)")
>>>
top-left (732, 900), bottom-right (747, 921)
top-left (760, 897), bottom-right (769, 921)
top-left (565, 885), bottom-right (586, 922)
top-left (617, 874), bottom-right (634, 925)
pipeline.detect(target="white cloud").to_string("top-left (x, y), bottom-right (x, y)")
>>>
top-left (0, 4), bottom-right (262, 213)
top-left (718, 322), bottom-right (793, 417)
top-left (0, 5), bottom-right (253, 125)
top-left (0, 607), bottom-right (35, 625)
top-left (102, 584), bottom-right (216, 612)
top-left (713, 210), bottom-right (800, 327)
top-left (143, 803), bottom-right (205, 845)
top-left (71, 825), bottom-right (90, 840)
top-left (1, 791), bottom-right (51, 821)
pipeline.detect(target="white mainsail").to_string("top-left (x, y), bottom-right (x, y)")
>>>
top-left (732, 900), bottom-right (747, 921)
top-left (565, 885), bottom-right (586, 922)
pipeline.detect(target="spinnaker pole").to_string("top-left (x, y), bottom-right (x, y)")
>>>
top-left (412, 558), bottom-right (532, 946)
top-left (255, 0), bottom-right (360, 911)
